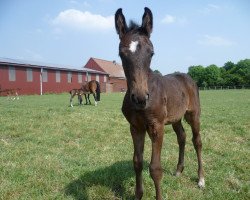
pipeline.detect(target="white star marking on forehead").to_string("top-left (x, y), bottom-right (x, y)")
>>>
top-left (129, 41), bottom-right (139, 53)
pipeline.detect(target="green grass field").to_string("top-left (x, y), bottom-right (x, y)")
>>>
top-left (0, 90), bottom-right (249, 200)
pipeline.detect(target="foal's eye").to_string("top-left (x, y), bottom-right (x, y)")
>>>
top-left (151, 51), bottom-right (155, 57)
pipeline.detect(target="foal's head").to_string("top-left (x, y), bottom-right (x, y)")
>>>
top-left (115, 7), bottom-right (154, 110)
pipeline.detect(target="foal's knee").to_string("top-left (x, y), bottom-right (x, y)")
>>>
top-left (149, 164), bottom-right (163, 180)
top-left (133, 156), bottom-right (143, 172)
top-left (192, 135), bottom-right (202, 149)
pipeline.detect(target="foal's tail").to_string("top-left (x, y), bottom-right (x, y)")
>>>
top-left (95, 81), bottom-right (101, 101)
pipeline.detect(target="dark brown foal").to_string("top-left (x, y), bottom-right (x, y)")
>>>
top-left (115, 7), bottom-right (205, 200)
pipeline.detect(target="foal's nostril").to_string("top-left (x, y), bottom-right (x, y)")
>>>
top-left (146, 93), bottom-right (149, 100)
top-left (131, 94), bottom-right (138, 104)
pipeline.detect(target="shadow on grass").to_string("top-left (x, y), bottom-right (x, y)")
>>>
top-left (65, 160), bottom-right (149, 200)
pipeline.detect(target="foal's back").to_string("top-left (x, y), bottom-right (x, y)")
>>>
top-left (149, 72), bottom-right (200, 124)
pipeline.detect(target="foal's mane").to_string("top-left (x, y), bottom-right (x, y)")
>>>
top-left (128, 21), bottom-right (139, 31)
top-left (128, 20), bottom-right (147, 35)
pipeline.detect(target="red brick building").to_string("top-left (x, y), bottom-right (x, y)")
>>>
top-left (84, 57), bottom-right (127, 92)
top-left (0, 58), bottom-right (108, 95)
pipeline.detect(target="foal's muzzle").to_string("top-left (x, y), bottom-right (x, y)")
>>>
top-left (131, 93), bottom-right (149, 109)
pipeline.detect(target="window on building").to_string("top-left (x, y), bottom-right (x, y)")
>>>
top-left (96, 74), bottom-right (99, 82)
top-left (88, 73), bottom-right (91, 81)
top-left (9, 66), bottom-right (16, 81)
top-left (56, 71), bottom-right (60, 83)
top-left (26, 68), bottom-right (33, 82)
top-left (85, 73), bottom-right (88, 81)
top-left (42, 69), bottom-right (48, 82)
top-left (104, 75), bottom-right (107, 83)
top-left (68, 72), bottom-right (72, 83)
top-left (78, 73), bottom-right (82, 83)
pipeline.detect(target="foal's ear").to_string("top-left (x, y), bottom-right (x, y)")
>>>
top-left (115, 8), bottom-right (127, 39)
top-left (141, 7), bottom-right (153, 37)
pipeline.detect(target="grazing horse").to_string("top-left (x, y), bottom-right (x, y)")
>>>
top-left (69, 80), bottom-right (101, 107)
top-left (81, 80), bottom-right (101, 106)
top-left (115, 8), bottom-right (205, 200)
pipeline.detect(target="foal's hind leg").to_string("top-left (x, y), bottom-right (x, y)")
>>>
top-left (172, 120), bottom-right (186, 176)
top-left (78, 95), bottom-right (83, 105)
top-left (185, 112), bottom-right (205, 188)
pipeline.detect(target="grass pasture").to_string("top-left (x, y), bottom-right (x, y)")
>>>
top-left (0, 90), bottom-right (249, 200)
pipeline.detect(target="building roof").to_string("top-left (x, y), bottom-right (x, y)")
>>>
top-left (87, 57), bottom-right (125, 78)
top-left (0, 57), bottom-right (107, 75)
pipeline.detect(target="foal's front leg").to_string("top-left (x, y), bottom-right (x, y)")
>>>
top-left (148, 124), bottom-right (164, 200)
top-left (130, 125), bottom-right (146, 200)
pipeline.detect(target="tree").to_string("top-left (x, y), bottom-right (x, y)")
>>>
top-left (153, 69), bottom-right (162, 75)
top-left (187, 65), bottom-right (205, 87)
top-left (223, 61), bottom-right (235, 71)
top-left (204, 64), bottom-right (221, 86)
top-left (236, 59), bottom-right (250, 85)
top-left (188, 59), bottom-right (250, 87)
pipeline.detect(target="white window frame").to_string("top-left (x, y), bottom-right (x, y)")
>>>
top-left (26, 68), bottom-right (33, 82)
top-left (9, 66), bottom-right (16, 81)
top-left (56, 71), bottom-right (60, 83)
top-left (42, 69), bottom-right (48, 82)
top-left (96, 74), bottom-right (99, 82)
top-left (78, 73), bottom-right (82, 83)
top-left (68, 72), bottom-right (72, 83)
top-left (88, 73), bottom-right (91, 81)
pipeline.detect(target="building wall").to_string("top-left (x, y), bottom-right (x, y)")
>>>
top-left (42, 70), bottom-right (83, 94)
top-left (0, 64), bottom-right (106, 95)
top-left (109, 77), bottom-right (127, 92)
top-left (84, 58), bottom-right (127, 93)
top-left (0, 65), bottom-right (40, 95)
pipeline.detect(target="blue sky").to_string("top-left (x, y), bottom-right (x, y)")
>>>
top-left (0, 0), bottom-right (249, 75)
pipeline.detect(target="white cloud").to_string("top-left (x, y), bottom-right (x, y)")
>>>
top-left (197, 35), bottom-right (235, 46)
top-left (69, 0), bottom-right (91, 8)
top-left (161, 15), bottom-right (188, 26)
top-left (51, 9), bottom-right (114, 31)
top-left (161, 15), bottom-right (176, 24)
top-left (198, 4), bottom-right (220, 15)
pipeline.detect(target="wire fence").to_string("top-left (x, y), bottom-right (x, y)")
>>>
top-left (199, 85), bottom-right (250, 90)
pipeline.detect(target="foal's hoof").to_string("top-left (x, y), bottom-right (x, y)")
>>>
top-left (175, 166), bottom-right (184, 177)
top-left (175, 171), bottom-right (182, 177)
top-left (198, 178), bottom-right (205, 188)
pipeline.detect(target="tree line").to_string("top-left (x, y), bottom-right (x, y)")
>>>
top-left (187, 59), bottom-right (250, 87)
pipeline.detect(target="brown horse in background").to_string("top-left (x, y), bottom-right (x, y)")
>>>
top-left (69, 80), bottom-right (100, 107)
top-left (115, 8), bottom-right (204, 200)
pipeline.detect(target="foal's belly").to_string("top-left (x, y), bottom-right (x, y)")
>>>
top-left (164, 100), bottom-right (188, 125)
